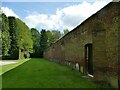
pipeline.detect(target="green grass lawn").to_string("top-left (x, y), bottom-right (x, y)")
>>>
top-left (2, 58), bottom-right (100, 88)
top-left (0, 59), bottom-right (30, 75)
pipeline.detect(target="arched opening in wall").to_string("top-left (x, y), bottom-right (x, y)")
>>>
top-left (84, 43), bottom-right (93, 77)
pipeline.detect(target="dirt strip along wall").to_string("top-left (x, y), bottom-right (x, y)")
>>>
top-left (44, 2), bottom-right (120, 88)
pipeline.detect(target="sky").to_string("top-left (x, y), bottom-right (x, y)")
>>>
top-left (1, 0), bottom-right (112, 32)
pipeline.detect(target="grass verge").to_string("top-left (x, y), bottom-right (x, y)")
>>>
top-left (0, 58), bottom-right (30, 75)
top-left (2, 58), bottom-right (101, 88)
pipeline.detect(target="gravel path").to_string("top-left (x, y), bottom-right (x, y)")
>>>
top-left (0, 61), bottom-right (17, 66)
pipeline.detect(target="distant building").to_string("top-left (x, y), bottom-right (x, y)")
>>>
top-left (44, 2), bottom-right (120, 88)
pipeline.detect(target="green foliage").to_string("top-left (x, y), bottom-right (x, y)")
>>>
top-left (1, 13), bottom-right (68, 59)
top-left (2, 14), bottom-right (33, 59)
top-left (40, 29), bottom-right (48, 57)
top-left (31, 28), bottom-right (40, 46)
top-left (47, 30), bottom-right (61, 46)
top-left (0, 14), bottom-right (2, 53)
top-left (1, 14), bottom-right (10, 56)
top-left (16, 18), bottom-right (33, 53)
top-left (63, 29), bottom-right (69, 35)
top-left (31, 28), bottom-right (40, 57)
top-left (8, 16), bottom-right (18, 57)
top-left (51, 30), bottom-right (61, 43)
top-left (46, 30), bottom-right (53, 46)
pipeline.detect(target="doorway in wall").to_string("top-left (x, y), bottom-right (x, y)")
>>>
top-left (85, 43), bottom-right (93, 75)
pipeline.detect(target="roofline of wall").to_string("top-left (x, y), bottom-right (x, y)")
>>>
top-left (44, 1), bottom-right (119, 52)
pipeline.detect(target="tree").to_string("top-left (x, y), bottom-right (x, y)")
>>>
top-left (40, 29), bottom-right (48, 57)
top-left (46, 30), bottom-right (61, 46)
top-left (63, 29), bottom-right (69, 35)
top-left (7, 17), bottom-right (33, 59)
top-left (1, 14), bottom-right (10, 56)
top-left (16, 18), bottom-right (33, 53)
top-left (51, 30), bottom-right (61, 43)
top-left (46, 30), bottom-right (53, 46)
top-left (8, 16), bottom-right (18, 58)
top-left (1, 13), bottom-right (34, 59)
top-left (31, 28), bottom-right (40, 57)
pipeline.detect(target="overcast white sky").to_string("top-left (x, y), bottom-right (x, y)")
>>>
top-left (1, 0), bottom-right (112, 31)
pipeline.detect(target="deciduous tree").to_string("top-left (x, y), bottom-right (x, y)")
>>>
top-left (8, 16), bottom-right (18, 58)
top-left (1, 14), bottom-right (10, 56)
top-left (31, 28), bottom-right (40, 57)
top-left (40, 29), bottom-right (48, 57)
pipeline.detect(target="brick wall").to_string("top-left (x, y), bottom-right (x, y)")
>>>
top-left (44, 2), bottom-right (120, 88)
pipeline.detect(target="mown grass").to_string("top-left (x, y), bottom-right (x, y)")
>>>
top-left (2, 58), bottom-right (100, 88)
top-left (0, 59), bottom-right (30, 75)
